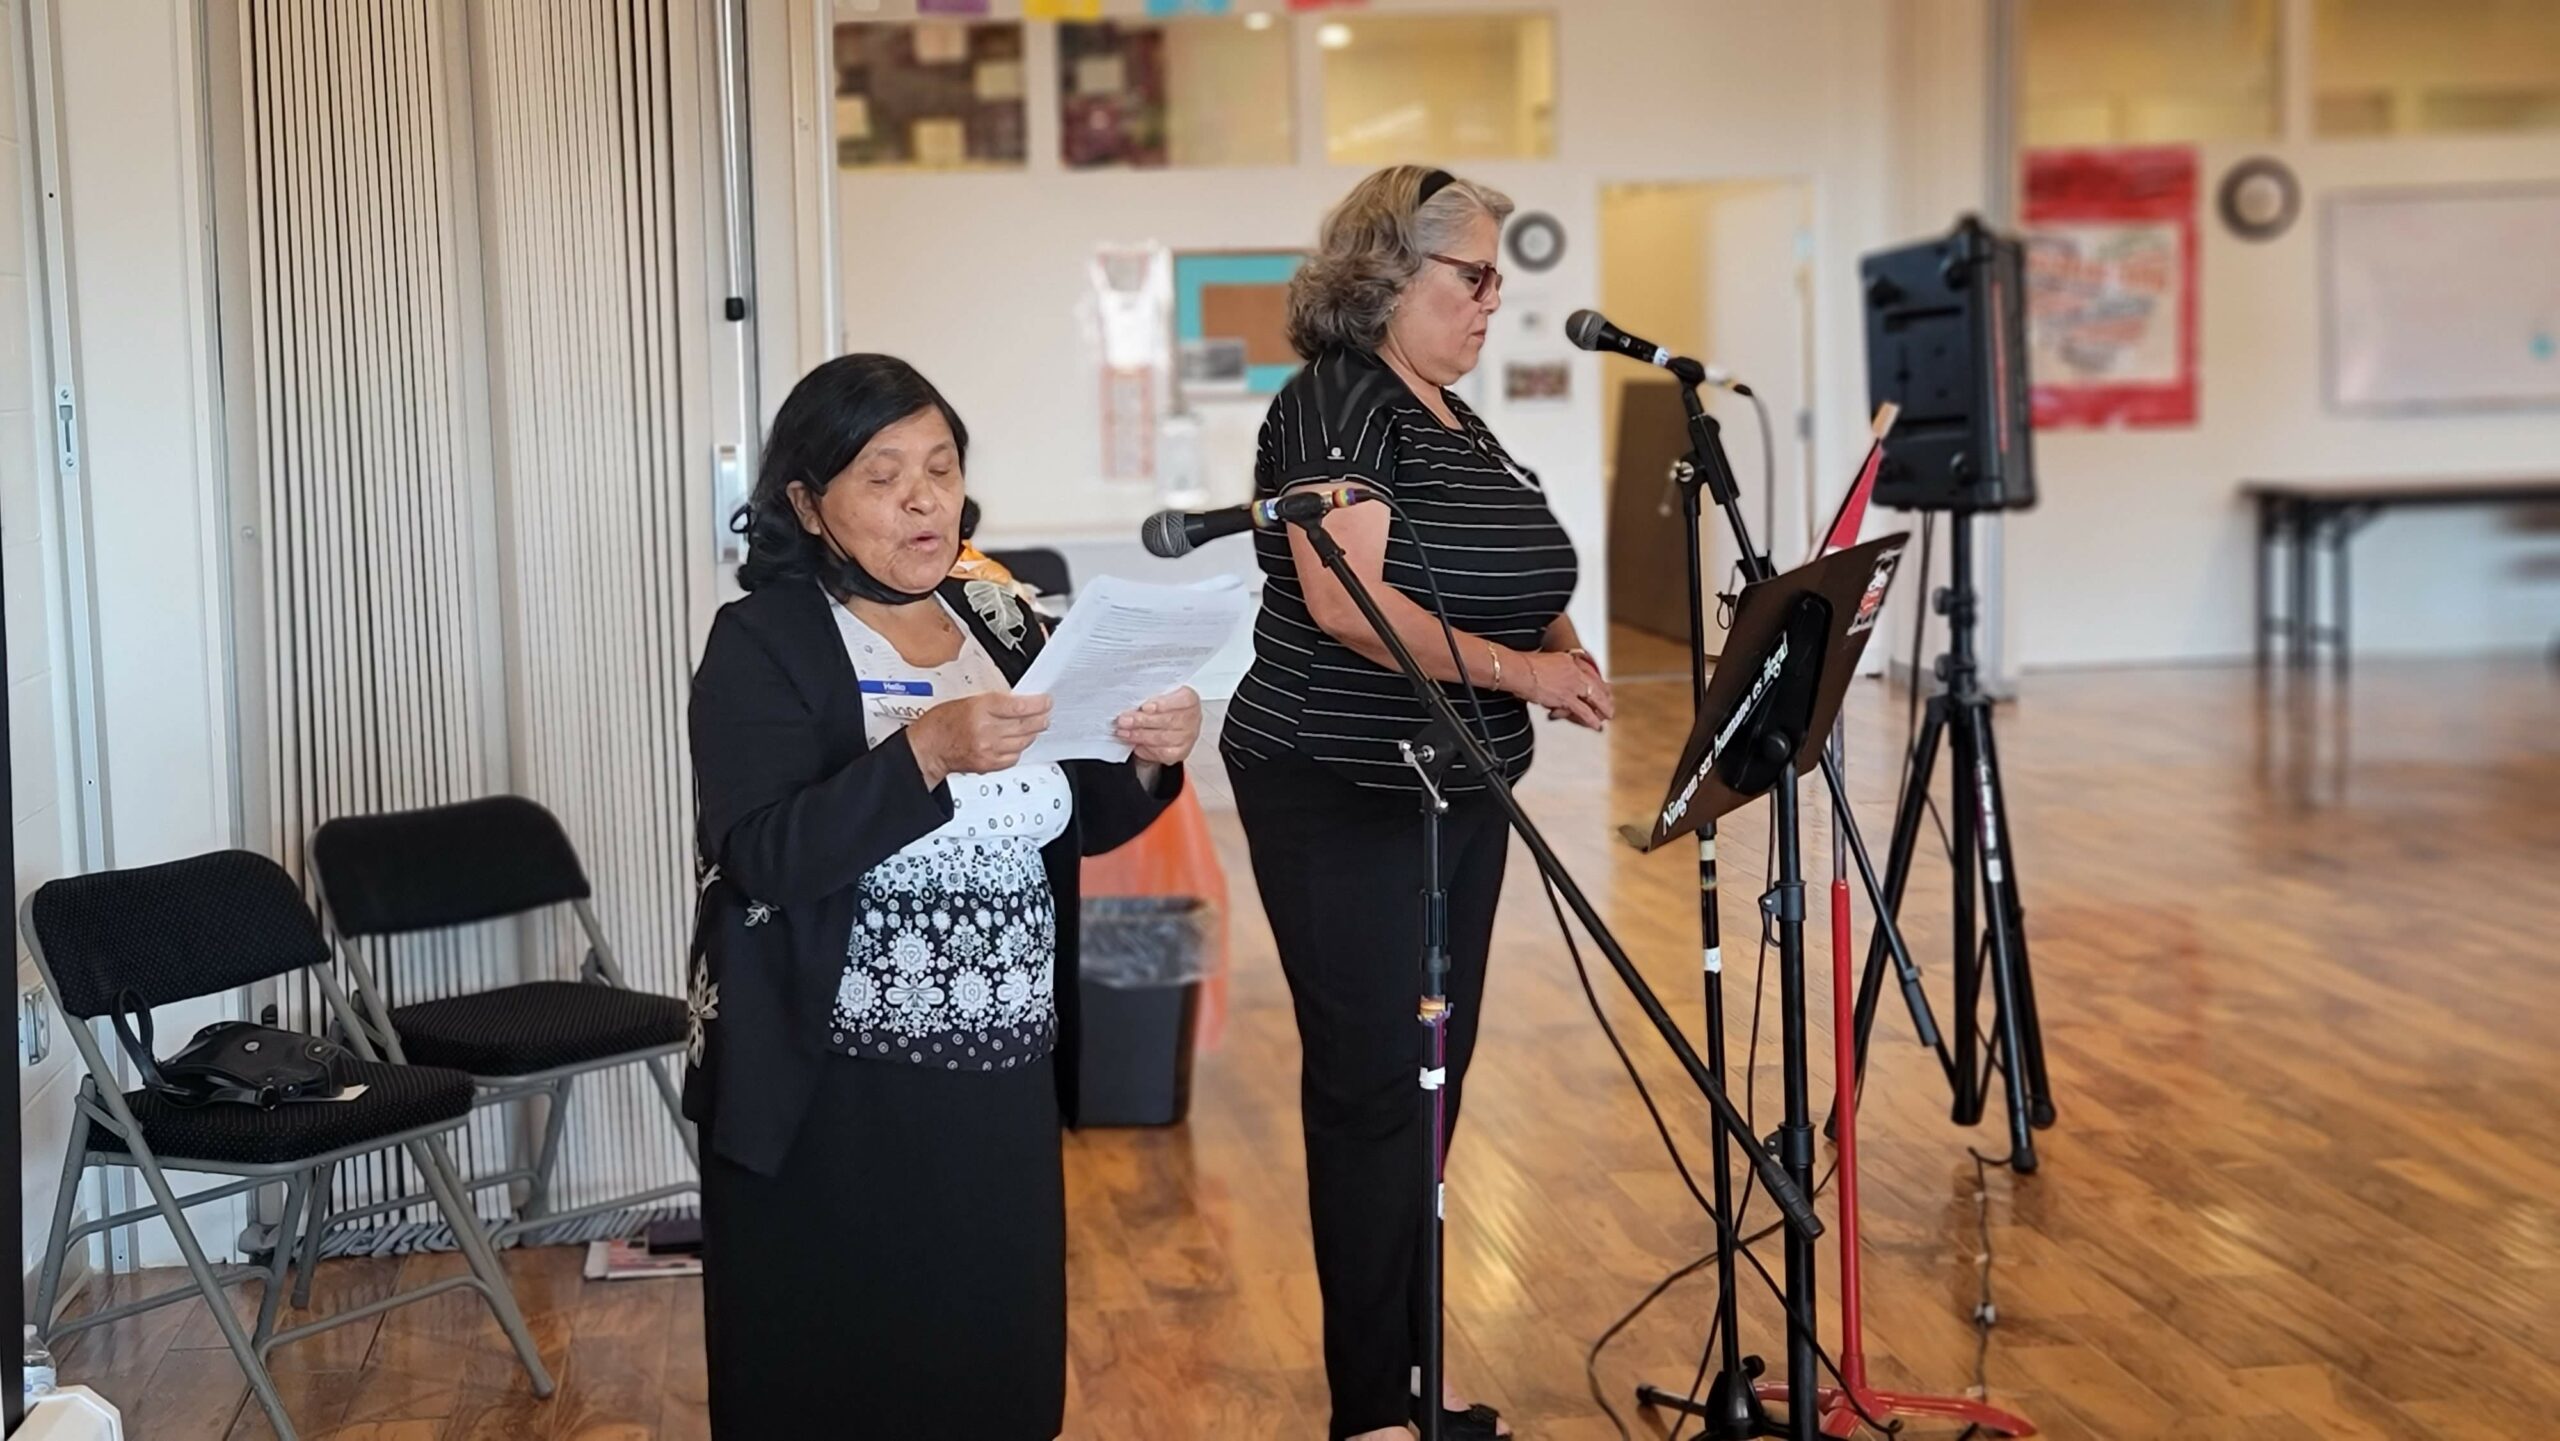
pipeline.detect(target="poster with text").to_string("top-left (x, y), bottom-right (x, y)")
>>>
top-left (2022, 147), bottom-right (2198, 428)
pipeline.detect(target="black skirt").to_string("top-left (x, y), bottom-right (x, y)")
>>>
top-left (700, 1053), bottom-right (1066, 1438)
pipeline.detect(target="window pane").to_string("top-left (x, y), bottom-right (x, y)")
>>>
top-left (2019, 0), bottom-right (2281, 146)
top-left (832, 20), bottom-right (1027, 171)
top-left (1059, 19), bottom-right (1294, 170)
top-left (2314, 0), bottom-right (2560, 137)
top-left (1320, 13), bottom-right (1555, 165)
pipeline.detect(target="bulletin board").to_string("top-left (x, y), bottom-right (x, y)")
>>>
top-left (1173, 250), bottom-right (1304, 397)
top-left (2325, 184), bottom-right (2560, 413)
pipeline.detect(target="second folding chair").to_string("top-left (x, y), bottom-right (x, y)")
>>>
top-left (305, 795), bottom-right (697, 1260)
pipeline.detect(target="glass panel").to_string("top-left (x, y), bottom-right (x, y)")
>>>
top-left (2314, 0), bottom-right (2560, 137)
top-left (2018, 0), bottom-right (2281, 146)
top-left (1059, 19), bottom-right (1294, 170)
top-left (1319, 13), bottom-right (1555, 165)
top-left (832, 20), bottom-right (1028, 171)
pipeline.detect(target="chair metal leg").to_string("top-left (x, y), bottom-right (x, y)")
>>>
top-left (524, 1078), bottom-right (573, 1223)
top-left (292, 1163), bottom-right (333, 1309)
top-left (34, 1108), bottom-right (94, 1337)
top-left (642, 1056), bottom-right (699, 1168)
top-left (254, 1172), bottom-right (312, 1349)
top-left (128, 1146), bottom-right (301, 1440)
top-left (403, 1135), bottom-right (555, 1396)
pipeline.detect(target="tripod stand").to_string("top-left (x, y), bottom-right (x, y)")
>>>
top-left (1847, 513), bottom-right (2054, 1171)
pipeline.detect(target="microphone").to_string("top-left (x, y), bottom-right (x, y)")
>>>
top-left (1563, 309), bottom-right (1744, 392)
top-left (1141, 482), bottom-right (1383, 558)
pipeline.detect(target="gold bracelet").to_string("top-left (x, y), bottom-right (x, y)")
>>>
top-left (1485, 639), bottom-right (1502, 690)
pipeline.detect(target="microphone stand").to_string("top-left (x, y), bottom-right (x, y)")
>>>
top-left (1639, 379), bottom-right (1829, 1440)
top-left (1282, 512), bottom-right (1828, 1441)
top-left (1399, 728), bottom-right (1458, 1441)
top-left (1636, 382), bottom-right (2029, 1440)
top-left (1656, 410), bottom-right (1766, 1439)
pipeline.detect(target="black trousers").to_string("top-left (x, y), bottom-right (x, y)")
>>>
top-left (700, 1054), bottom-right (1066, 1439)
top-left (1229, 751), bottom-right (1511, 1439)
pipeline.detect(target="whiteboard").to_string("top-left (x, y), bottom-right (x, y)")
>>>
top-left (2325, 186), bottom-right (2560, 413)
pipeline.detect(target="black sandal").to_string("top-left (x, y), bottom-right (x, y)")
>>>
top-left (1409, 1397), bottom-right (1509, 1438)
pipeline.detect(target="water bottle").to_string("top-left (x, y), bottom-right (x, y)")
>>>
top-left (23, 1323), bottom-right (57, 1398)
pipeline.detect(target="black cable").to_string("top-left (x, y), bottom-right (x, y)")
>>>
top-left (1584, 1247), bottom-right (1720, 1437)
top-left (1956, 1147), bottom-right (2006, 1434)
top-left (1558, 806), bottom-right (1774, 1439)
top-left (1661, 1324), bottom-right (1720, 1441)
top-left (1741, 385), bottom-right (1780, 558)
top-left (1376, 493), bottom-right (1499, 753)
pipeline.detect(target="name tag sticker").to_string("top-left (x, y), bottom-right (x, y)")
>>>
top-left (860, 678), bottom-right (934, 697)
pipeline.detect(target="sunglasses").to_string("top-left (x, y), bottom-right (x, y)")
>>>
top-left (1427, 253), bottom-right (1504, 304)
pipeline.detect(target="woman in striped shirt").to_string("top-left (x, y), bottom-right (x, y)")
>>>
top-left (1222, 166), bottom-right (1614, 1441)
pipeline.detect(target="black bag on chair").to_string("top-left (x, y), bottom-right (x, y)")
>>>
top-left (111, 990), bottom-right (351, 1110)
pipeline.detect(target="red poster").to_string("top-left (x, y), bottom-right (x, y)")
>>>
top-left (2022, 147), bottom-right (2198, 428)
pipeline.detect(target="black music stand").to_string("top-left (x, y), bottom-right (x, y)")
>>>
top-left (1628, 531), bottom-right (1910, 1441)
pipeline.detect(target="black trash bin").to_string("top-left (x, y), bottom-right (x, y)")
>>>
top-left (1076, 896), bottom-right (1213, 1127)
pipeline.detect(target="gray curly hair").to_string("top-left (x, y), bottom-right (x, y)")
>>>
top-left (1286, 165), bottom-right (1515, 361)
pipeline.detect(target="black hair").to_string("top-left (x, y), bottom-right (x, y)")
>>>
top-left (732, 353), bottom-right (971, 594)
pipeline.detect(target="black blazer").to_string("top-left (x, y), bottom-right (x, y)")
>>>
top-left (683, 576), bottom-right (1181, 1177)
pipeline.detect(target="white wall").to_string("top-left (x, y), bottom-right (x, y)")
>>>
top-left (30, 0), bottom-right (244, 1270)
top-left (2005, 40), bottom-right (2560, 665)
top-left (4, 0), bottom-right (91, 1312)
top-left (1700, 180), bottom-right (1815, 562)
top-left (1889, 0), bottom-right (2560, 670)
top-left (823, 0), bottom-right (1899, 672)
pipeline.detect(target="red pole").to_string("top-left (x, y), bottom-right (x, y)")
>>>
top-left (1830, 873), bottom-right (1867, 1394)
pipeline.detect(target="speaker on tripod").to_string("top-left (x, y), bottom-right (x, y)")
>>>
top-left (1847, 215), bottom-right (2056, 1172)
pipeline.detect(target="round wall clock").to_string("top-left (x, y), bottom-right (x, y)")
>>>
top-left (1507, 212), bottom-right (1566, 272)
top-left (2218, 157), bottom-right (2300, 242)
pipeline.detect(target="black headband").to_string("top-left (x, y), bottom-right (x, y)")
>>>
top-left (1416, 168), bottom-right (1456, 207)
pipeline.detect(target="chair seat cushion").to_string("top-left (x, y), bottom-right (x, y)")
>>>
top-left (389, 981), bottom-right (687, 1077)
top-left (94, 1058), bottom-right (475, 1167)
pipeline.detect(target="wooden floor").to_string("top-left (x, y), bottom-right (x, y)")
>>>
top-left (50, 658), bottom-right (2560, 1439)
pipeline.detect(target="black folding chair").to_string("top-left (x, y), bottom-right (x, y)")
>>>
top-left (306, 796), bottom-right (695, 1253)
top-left (20, 851), bottom-right (556, 1441)
top-left (986, 545), bottom-right (1073, 602)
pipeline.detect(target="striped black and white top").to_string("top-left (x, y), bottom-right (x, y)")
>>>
top-left (1220, 347), bottom-right (1579, 792)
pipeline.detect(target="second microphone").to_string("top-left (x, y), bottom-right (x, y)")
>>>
top-left (1140, 481), bottom-right (1383, 558)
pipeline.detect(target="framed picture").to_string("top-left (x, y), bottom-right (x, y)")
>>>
top-left (2022, 146), bottom-right (2199, 428)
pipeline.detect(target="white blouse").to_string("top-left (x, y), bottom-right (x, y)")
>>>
top-left (827, 595), bottom-right (1074, 1071)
